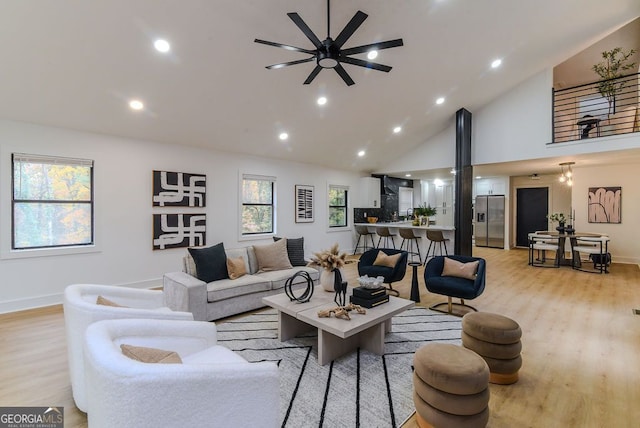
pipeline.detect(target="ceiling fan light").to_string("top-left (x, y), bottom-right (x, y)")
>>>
top-left (318, 53), bottom-right (338, 68)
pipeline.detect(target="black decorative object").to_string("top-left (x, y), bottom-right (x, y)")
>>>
top-left (254, 0), bottom-right (403, 86)
top-left (556, 222), bottom-right (565, 234)
top-left (284, 271), bottom-right (315, 303)
top-left (333, 269), bottom-right (347, 307)
top-left (565, 225), bottom-right (575, 235)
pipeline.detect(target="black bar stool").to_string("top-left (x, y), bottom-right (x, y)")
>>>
top-left (376, 226), bottom-right (397, 249)
top-left (353, 225), bottom-right (376, 254)
top-left (424, 230), bottom-right (449, 264)
top-left (399, 228), bottom-right (422, 264)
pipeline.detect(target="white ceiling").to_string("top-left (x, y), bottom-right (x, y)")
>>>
top-left (1, 1), bottom-right (639, 177)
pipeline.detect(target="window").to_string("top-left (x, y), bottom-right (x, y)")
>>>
top-left (328, 185), bottom-right (348, 227)
top-left (399, 187), bottom-right (414, 216)
top-left (241, 174), bottom-right (275, 235)
top-left (12, 153), bottom-right (94, 250)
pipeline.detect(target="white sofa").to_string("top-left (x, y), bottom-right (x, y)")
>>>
top-left (163, 245), bottom-right (319, 321)
top-left (84, 318), bottom-right (279, 428)
top-left (63, 284), bottom-right (193, 412)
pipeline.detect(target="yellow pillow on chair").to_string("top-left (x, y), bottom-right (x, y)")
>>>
top-left (373, 251), bottom-right (401, 268)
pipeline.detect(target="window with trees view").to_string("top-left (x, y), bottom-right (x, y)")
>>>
top-left (328, 185), bottom-right (348, 227)
top-left (241, 175), bottom-right (275, 235)
top-left (12, 153), bottom-right (94, 250)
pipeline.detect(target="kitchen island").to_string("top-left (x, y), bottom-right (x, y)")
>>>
top-left (354, 222), bottom-right (455, 262)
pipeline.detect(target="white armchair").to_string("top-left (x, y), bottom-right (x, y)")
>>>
top-left (63, 284), bottom-right (193, 412)
top-left (84, 319), bottom-right (279, 428)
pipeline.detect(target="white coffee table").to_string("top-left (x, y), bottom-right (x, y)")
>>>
top-left (263, 287), bottom-right (414, 365)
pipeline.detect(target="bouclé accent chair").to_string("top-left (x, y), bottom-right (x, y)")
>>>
top-left (63, 284), bottom-right (193, 412)
top-left (84, 319), bottom-right (279, 428)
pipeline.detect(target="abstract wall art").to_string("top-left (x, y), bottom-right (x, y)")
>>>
top-left (588, 186), bottom-right (621, 223)
top-left (153, 214), bottom-right (206, 250)
top-left (295, 185), bottom-right (314, 223)
top-left (153, 170), bottom-right (206, 207)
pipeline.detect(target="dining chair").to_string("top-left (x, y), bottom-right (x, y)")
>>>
top-left (528, 232), bottom-right (560, 268)
top-left (572, 236), bottom-right (610, 273)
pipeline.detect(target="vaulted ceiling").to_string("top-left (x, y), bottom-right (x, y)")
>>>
top-left (1, 1), bottom-right (639, 176)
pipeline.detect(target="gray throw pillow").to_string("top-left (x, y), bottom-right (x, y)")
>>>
top-left (188, 242), bottom-right (228, 282)
top-left (274, 236), bottom-right (306, 266)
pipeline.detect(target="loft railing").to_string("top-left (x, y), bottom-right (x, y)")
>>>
top-left (552, 72), bottom-right (639, 143)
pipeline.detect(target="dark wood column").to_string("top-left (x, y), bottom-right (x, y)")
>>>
top-left (455, 108), bottom-right (473, 256)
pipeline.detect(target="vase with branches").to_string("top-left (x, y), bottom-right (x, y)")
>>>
top-left (592, 47), bottom-right (637, 116)
top-left (308, 243), bottom-right (348, 292)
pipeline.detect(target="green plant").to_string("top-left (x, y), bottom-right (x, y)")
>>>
top-left (592, 47), bottom-right (637, 116)
top-left (414, 203), bottom-right (437, 217)
top-left (547, 213), bottom-right (567, 224)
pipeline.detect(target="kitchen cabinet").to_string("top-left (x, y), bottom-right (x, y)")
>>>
top-left (435, 184), bottom-right (454, 226)
top-left (360, 177), bottom-right (381, 208)
top-left (474, 177), bottom-right (507, 196)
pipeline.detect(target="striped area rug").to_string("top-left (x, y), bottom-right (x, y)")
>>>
top-left (216, 306), bottom-right (462, 428)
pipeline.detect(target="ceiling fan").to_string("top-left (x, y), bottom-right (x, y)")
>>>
top-left (254, 0), bottom-right (404, 86)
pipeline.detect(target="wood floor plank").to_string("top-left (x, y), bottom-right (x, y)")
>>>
top-left (0, 247), bottom-right (638, 428)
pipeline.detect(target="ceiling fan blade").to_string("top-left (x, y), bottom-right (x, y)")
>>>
top-left (340, 38), bottom-right (404, 56)
top-left (254, 39), bottom-right (316, 55)
top-left (334, 11), bottom-right (368, 48)
top-left (340, 56), bottom-right (392, 72)
top-left (287, 13), bottom-right (322, 48)
top-left (266, 57), bottom-right (316, 70)
top-left (334, 64), bottom-right (355, 86)
top-left (303, 65), bottom-right (323, 85)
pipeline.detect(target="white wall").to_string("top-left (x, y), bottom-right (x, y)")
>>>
top-left (0, 120), bottom-right (361, 313)
top-left (380, 125), bottom-right (456, 174)
top-left (571, 163), bottom-right (639, 264)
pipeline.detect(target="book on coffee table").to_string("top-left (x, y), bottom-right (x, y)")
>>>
top-left (350, 294), bottom-right (389, 308)
top-left (353, 286), bottom-right (387, 299)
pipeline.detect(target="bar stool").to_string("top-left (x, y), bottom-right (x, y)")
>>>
top-left (376, 226), bottom-right (397, 249)
top-left (399, 228), bottom-right (422, 264)
top-left (353, 225), bottom-right (376, 255)
top-left (424, 230), bottom-right (449, 264)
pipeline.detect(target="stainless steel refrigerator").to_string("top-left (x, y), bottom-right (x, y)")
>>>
top-left (475, 195), bottom-right (505, 248)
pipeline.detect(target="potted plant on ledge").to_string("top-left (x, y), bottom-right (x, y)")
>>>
top-left (413, 203), bottom-right (437, 226)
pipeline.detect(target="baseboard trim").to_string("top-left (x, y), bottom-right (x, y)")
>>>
top-left (0, 278), bottom-right (163, 315)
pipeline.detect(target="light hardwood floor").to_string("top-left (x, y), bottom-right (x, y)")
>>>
top-left (1, 247), bottom-right (638, 427)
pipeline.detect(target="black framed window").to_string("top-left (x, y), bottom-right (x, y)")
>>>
top-left (241, 175), bottom-right (275, 235)
top-left (12, 153), bottom-right (94, 250)
top-left (328, 185), bottom-right (348, 227)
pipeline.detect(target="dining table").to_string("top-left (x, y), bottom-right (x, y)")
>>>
top-left (539, 231), bottom-right (603, 267)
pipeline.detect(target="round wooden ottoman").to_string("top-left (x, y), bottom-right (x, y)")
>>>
top-left (413, 343), bottom-right (490, 428)
top-left (462, 312), bottom-right (522, 385)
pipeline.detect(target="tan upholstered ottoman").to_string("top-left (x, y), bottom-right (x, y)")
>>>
top-left (462, 312), bottom-right (523, 385)
top-left (413, 343), bottom-right (490, 428)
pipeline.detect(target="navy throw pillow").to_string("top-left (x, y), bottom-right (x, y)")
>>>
top-left (188, 242), bottom-right (228, 282)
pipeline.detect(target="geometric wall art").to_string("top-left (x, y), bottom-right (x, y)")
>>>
top-left (153, 170), bottom-right (206, 207)
top-left (295, 185), bottom-right (314, 223)
top-left (588, 186), bottom-right (621, 223)
top-left (152, 214), bottom-right (206, 250)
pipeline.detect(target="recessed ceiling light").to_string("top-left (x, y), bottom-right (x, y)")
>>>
top-left (279, 132), bottom-right (289, 140)
top-left (317, 96), bottom-right (327, 105)
top-left (367, 50), bottom-right (378, 60)
top-left (129, 99), bottom-right (144, 111)
top-left (405, 174), bottom-right (411, 177)
top-left (434, 179), bottom-right (444, 186)
top-left (491, 58), bottom-right (502, 69)
top-left (358, 150), bottom-right (366, 157)
top-left (450, 168), bottom-right (456, 174)
top-left (475, 176), bottom-right (482, 179)
top-left (154, 39), bottom-right (171, 53)
top-left (436, 97), bottom-right (445, 105)
top-left (393, 126), bottom-right (402, 134)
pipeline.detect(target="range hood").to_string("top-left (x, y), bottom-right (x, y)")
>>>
top-left (381, 175), bottom-right (396, 195)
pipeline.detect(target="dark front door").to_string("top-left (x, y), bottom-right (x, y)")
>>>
top-left (516, 187), bottom-right (549, 247)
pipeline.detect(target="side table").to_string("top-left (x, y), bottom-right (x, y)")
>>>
top-left (409, 262), bottom-right (422, 302)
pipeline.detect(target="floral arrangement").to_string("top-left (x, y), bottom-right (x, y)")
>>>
top-left (547, 213), bottom-right (567, 224)
top-left (308, 243), bottom-right (347, 271)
